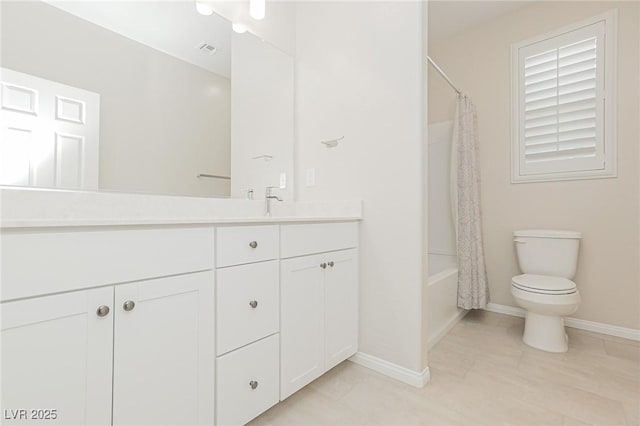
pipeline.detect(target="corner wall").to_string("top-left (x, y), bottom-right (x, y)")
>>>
top-left (295, 2), bottom-right (427, 372)
top-left (429, 1), bottom-right (640, 330)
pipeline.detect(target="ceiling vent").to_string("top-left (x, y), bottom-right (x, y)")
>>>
top-left (195, 42), bottom-right (217, 55)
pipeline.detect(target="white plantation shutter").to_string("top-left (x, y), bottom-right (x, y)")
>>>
top-left (512, 14), bottom-right (616, 182)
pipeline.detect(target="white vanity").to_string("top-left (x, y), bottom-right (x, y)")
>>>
top-left (0, 189), bottom-right (361, 426)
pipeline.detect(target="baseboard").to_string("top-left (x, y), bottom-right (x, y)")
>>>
top-left (485, 302), bottom-right (640, 342)
top-left (427, 309), bottom-right (469, 351)
top-left (349, 352), bottom-right (430, 388)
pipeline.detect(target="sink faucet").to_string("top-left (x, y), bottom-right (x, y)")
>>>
top-left (265, 186), bottom-right (283, 216)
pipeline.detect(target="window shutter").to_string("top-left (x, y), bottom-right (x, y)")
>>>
top-left (515, 20), bottom-right (609, 178)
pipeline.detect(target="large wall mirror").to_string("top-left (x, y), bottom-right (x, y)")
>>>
top-left (0, 1), bottom-right (294, 199)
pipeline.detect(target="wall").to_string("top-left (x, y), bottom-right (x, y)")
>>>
top-left (2, 1), bottom-right (230, 197)
top-left (230, 32), bottom-right (295, 201)
top-left (295, 2), bottom-right (427, 372)
top-left (428, 1), bottom-right (640, 329)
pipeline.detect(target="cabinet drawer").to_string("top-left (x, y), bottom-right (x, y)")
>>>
top-left (216, 261), bottom-right (279, 355)
top-left (280, 222), bottom-right (358, 258)
top-left (216, 334), bottom-right (279, 426)
top-left (1, 226), bottom-right (214, 302)
top-left (216, 226), bottom-right (279, 268)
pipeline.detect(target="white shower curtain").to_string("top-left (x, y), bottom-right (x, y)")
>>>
top-left (451, 95), bottom-right (489, 310)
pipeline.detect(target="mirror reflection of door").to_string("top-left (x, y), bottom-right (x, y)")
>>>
top-left (1, 68), bottom-right (100, 189)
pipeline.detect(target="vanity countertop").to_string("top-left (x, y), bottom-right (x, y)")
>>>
top-left (0, 187), bottom-right (362, 228)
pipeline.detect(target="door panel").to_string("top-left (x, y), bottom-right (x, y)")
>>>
top-left (324, 249), bottom-right (359, 370)
top-left (280, 254), bottom-right (325, 399)
top-left (1, 287), bottom-right (113, 426)
top-left (112, 271), bottom-right (214, 426)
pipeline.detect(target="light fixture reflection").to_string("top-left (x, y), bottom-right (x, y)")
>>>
top-left (232, 23), bottom-right (248, 34)
top-left (249, 0), bottom-right (265, 20)
top-left (195, 1), bottom-right (213, 16)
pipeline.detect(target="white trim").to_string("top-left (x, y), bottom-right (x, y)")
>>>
top-left (485, 302), bottom-right (640, 341)
top-left (349, 352), bottom-right (430, 388)
top-left (427, 309), bottom-right (469, 351)
top-left (510, 9), bottom-right (618, 184)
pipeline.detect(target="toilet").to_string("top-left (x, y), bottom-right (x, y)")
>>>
top-left (511, 229), bottom-right (581, 353)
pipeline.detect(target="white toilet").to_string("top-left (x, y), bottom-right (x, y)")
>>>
top-left (511, 229), bottom-right (582, 353)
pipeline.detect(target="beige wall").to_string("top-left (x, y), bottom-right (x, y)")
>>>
top-left (429, 1), bottom-right (640, 329)
top-left (2, 1), bottom-right (231, 197)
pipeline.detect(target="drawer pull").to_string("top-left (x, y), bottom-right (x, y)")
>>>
top-left (320, 263), bottom-right (327, 269)
top-left (96, 305), bottom-right (110, 317)
top-left (249, 241), bottom-right (258, 249)
top-left (249, 300), bottom-right (258, 309)
top-left (249, 380), bottom-right (259, 390)
top-left (123, 300), bottom-right (136, 312)
top-left (328, 261), bottom-right (335, 267)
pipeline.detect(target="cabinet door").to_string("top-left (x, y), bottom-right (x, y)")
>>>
top-left (112, 271), bottom-right (214, 426)
top-left (280, 254), bottom-right (325, 400)
top-left (325, 249), bottom-right (359, 370)
top-left (1, 287), bottom-right (113, 426)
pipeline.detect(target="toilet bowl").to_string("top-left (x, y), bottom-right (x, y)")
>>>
top-left (511, 229), bottom-right (581, 353)
top-left (511, 274), bottom-right (580, 352)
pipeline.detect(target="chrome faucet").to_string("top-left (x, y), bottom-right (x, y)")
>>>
top-left (265, 186), bottom-right (283, 216)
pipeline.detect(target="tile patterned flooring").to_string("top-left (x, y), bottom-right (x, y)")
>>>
top-left (249, 310), bottom-right (640, 426)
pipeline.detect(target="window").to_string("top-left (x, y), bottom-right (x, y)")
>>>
top-left (511, 11), bottom-right (617, 183)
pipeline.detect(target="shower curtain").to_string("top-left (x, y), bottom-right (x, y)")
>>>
top-left (451, 95), bottom-right (489, 309)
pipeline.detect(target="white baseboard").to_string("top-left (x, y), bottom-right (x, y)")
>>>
top-left (349, 352), bottom-right (430, 388)
top-left (427, 309), bottom-right (469, 351)
top-left (485, 302), bottom-right (640, 342)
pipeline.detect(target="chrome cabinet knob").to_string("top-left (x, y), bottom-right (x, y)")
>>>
top-left (249, 300), bottom-right (258, 309)
top-left (249, 380), bottom-right (259, 390)
top-left (249, 241), bottom-right (258, 249)
top-left (96, 305), bottom-right (110, 317)
top-left (328, 261), bottom-right (335, 267)
top-left (320, 263), bottom-right (327, 269)
top-left (123, 300), bottom-right (136, 311)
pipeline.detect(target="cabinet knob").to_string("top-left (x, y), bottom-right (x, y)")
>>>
top-left (249, 241), bottom-right (258, 249)
top-left (328, 261), bottom-right (335, 267)
top-left (249, 380), bottom-right (259, 390)
top-left (96, 305), bottom-right (110, 317)
top-left (249, 300), bottom-right (258, 309)
top-left (123, 300), bottom-right (136, 312)
top-left (320, 263), bottom-right (327, 269)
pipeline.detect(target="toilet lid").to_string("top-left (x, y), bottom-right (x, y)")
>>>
top-left (512, 274), bottom-right (577, 295)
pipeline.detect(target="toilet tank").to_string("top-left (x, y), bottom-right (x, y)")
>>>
top-left (513, 229), bottom-right (581, 279)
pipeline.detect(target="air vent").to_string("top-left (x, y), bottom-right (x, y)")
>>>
top-left (195, 42), bottom-right (217, 55)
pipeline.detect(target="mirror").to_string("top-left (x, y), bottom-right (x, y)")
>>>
top-left (0, 1), bottom-right (294, 199)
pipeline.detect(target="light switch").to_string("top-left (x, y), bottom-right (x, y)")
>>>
top-left (279, 172), bottom-right (287, 189)
top-left (305, 168), bottom-right (316, 187)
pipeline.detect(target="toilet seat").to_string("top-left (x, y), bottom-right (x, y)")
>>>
top-left (511, 274), bottom-right (577, 295)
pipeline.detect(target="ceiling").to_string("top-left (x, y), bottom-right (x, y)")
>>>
top-left (429, 1), bottom-right (532, 44)
top-left (46, 1), bottom-right (232, 78)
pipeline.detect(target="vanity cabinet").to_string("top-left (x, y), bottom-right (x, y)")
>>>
top-left (1, 288), bottom-right (114, 426)
top-left (215, 226), bottom-right (281, 426)
top-left (280, 223), bottom-right (359, 400)
top-left (112, 272), bottom-right (214, 426)
top-left (1, 226), bottom-right (215, 426)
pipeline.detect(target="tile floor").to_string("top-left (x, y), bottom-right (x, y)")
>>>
top-left (249, 310), bottom-right (640, 426)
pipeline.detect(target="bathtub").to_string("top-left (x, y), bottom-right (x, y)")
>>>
top-left (427, 253), bottom-right (466, 350)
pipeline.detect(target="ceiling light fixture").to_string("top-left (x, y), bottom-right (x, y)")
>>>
top-left (249, 0), bottom-right (265, 20)
top-left (195, 1), bottom-right (213, 16)
top-left (232, 23), bottom-right (248, 34)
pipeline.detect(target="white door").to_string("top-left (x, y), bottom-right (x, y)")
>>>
top-left (280, 254), bottom-right (325, 400)
top-left (324, 249), bottom-right (359, 370)
top-left (112, 271), bottom-right (214, 426)
top-left (1, 287), bottom-right (114, 426)
top-left (0, 68), bottom-right (99, 189)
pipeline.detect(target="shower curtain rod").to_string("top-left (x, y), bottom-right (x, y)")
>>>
top-left (427, 56), bottom-right (462, 95)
